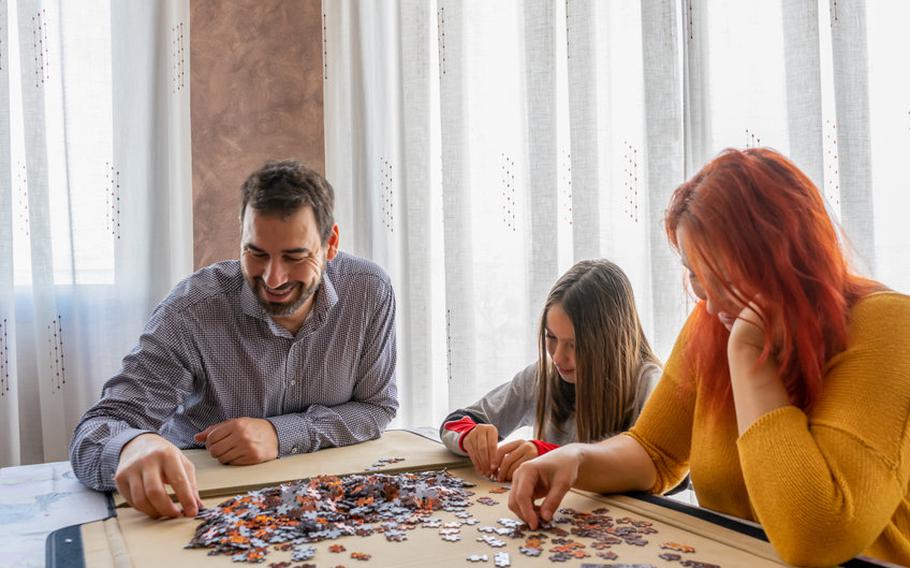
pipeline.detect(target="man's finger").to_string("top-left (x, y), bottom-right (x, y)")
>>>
top-left (142, 468), bottom-right (180, 518)
top-left (183, 458), bottom-right (205, 512)
top-left (115, 477), bottom-right (131, 506)
top-left (193, 424), bottom-right (217, 443)
top-left (163, 456), bottom-right (199, 517)
top-left (207, 435), bottom-right (237, 459)
top-left (217, 446), bottom-right (245, 465)
top-left (130, 480), bottom-right (160, 519)
top-left (229, 452), bottom-right (259, 466)
top-left (203, 423), bottom-right (232, 448)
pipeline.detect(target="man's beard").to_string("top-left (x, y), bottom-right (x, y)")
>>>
top-left (254, 279), bottom-right (318, 316)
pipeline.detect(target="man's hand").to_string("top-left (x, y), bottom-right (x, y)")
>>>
top-left (508, 446), bottom-right (581, 530)
top-left (462, 424), bottom-right (499, 477)
top-left (492, 439), bottom-right (539, 482)
top-left (114, 433), bottom-right (202, 519)
top-left (194, 417), bottom-right (279, 465)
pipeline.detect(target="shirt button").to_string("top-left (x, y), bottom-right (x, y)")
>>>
top-left (290, 446), bottom-right (298, 454)
top-left (289, 380), bottom-right (297, 386)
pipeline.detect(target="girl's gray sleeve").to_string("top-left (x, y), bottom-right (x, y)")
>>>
top-left (439, 363), bottom-right (538, 455)
top-left (633, 361), bottom-right (664, 421)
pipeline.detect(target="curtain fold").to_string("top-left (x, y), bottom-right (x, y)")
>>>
top-left (522, 0), bottom-right (559, 320)
top-left (1, 0), bottom-right (192, 466)
top-left (397, 0), bottom-right (436, 428)
top-left (565, 0), bottom-right (600, 263)
top-left (830, 0), bottom-right (875, 274)
top-left (641, 0), bottom-right (689, 358)
top-left (782, 0), bottom-right (824, 190)
top-left (0, 0), bottom-right (20, 467)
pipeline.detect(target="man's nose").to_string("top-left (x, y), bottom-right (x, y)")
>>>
top-left (263, 260), bottom-right (287, 288)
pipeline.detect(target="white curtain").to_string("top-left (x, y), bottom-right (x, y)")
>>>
top-left (324, 0), bottom-right (910, 432)
top-left (0, 0), bottom-right (193, 467)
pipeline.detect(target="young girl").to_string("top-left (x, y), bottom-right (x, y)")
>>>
top-left (508, 148), bottom-right (910, 566)
top-left (440, 259), bottom-right (661, 482)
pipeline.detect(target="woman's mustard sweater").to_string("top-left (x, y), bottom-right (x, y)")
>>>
top-left (627, 292), bottom-right (910, 566)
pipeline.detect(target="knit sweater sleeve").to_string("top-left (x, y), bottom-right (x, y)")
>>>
top-left (623, 317), bottom-right (697, 494)
top-left (439, 364), bottom-right (538, 455)
top-left (735, 293), bottom-right (910, 567)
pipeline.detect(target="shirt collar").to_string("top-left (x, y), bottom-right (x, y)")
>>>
top-left (304, 267), bottom-right (338, 330)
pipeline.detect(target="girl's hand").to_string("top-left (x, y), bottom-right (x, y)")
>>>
top-left (462, 424), bottom-right (499, 477)
top-left (492, 439), bottom-right (539, 482)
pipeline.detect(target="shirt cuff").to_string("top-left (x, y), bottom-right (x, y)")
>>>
top-left (443, 416), bottom-right (478, 452)
top-left (529, 439), bottom-right (559, 455)
top-left (267, 414), bottom-right (312, 456)
top-left (100, 428), bottom-right (154, 490)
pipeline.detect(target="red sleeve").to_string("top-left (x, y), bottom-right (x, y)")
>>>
top-left (530, 439), bottom-right (559, 455)
top-left (443, 416), bottom-right (478, 451)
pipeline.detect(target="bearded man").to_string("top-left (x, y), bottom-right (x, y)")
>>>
top-left (69, 161), bottom-right (398, 519)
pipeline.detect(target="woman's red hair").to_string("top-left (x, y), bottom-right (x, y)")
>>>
top-left (665, 148), bottom-right (879, 414)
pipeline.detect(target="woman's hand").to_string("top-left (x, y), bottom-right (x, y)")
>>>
top-left (507, 445), bottom-right (582, 529)
top-left (728, 301), bottom-right (767, 356)
top-left (462, 424), bottom-right (499, 477)
top-left (492, 439), bottom-right (539, 482)
top-left (726, 301), bottom-right (790, 434)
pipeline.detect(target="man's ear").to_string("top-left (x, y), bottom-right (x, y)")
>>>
top-left (325, 224), bottom-right (340, 260)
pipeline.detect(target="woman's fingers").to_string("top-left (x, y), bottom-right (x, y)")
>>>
top-left (538, 474), bottom-right (572, 523)
top-left (508, 462), bottom-right (542, 528)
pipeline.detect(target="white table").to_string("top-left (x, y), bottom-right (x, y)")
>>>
top-left (0, 461), bottom-right (110, 568)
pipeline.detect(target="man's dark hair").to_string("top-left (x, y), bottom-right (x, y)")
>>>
top-left (240, 160), bottom-right (335, 243)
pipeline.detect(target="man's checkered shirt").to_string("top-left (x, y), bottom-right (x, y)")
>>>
top-left (69, 251), bottom-right (398, 491)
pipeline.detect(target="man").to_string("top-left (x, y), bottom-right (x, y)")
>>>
top-left (69, 161), bottom-right (398, 519)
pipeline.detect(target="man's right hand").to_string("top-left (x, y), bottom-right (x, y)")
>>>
top-left (462, 424), bottom-right (500, 477)
top-left (114, 433), bottom-right (203, 519)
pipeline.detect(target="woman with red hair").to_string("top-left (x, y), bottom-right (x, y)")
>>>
top-left (508, 148), bottom-right (910, 566)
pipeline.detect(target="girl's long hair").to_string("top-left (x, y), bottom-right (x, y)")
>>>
top-left (665, 147), bottom-right (880, 413)
top-left (534, 259), bottom-right (659, 442)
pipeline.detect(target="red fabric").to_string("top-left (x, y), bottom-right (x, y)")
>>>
top-left (530, 439), bottom-right (559, 456)
top-left (443, 416), bottom-right (478, 451)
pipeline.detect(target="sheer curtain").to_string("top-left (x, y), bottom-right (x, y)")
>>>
top-left (324, 0), bottom-right (909, 431)
top-left (0, 0), bottom-right (192, 467)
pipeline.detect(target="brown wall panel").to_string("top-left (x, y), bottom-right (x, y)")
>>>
top-left (191, 0), bottom-right (325, 269)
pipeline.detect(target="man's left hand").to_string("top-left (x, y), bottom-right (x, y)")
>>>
top-left (194, 417), bottom-right (279, 465)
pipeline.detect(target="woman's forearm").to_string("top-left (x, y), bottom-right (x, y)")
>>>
top-left (728, 344), bottom-right (790, 435)
top-left (573, 434), bottom-right (658, 493)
